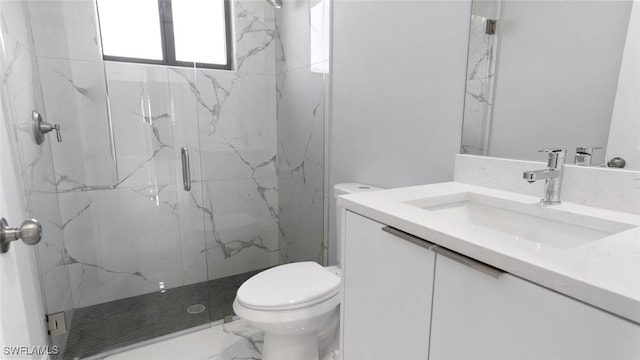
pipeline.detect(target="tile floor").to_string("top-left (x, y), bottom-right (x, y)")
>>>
top-left (103, 319), bottom-right (341, 360)
top-left (103, 319), bottom-right (263, 360)
top-left (63, 269), bottom-right (263, 359)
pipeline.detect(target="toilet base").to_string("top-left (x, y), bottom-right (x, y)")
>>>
top-left (263, 332), bottom-right (319, 360)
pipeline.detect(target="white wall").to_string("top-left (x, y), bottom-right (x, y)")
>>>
top-left (488, 0), bottom-right (632, 162)
top-left (329, 0), bottom-right (472, 264)
top-left (606, 1), bottom-right (640, 169)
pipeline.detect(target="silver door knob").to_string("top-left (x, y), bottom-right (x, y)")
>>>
top-left (1, 218), bottom-right (42, 254)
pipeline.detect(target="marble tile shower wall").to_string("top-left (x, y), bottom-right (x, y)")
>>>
top-left (25, 0), bottom-right (280, 308)
top-left (460, 4), bottom-right (499, 156)
top-left (0, 0), bottom-right (73, 353)
top-left (275, 0), bottom-right (330, 264)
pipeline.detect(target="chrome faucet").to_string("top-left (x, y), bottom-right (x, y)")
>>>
top-left (574, 146), bottom-right (603, 166)
top-left (522, 148), bottom-right (566, 205)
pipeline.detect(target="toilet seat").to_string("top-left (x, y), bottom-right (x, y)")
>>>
top-left (237, 262), bottom-right (340, 311)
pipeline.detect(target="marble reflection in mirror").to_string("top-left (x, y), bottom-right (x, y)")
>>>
top-left (461, 0), bottom-right (639, 170)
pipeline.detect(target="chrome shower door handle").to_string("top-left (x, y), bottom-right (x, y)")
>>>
top-left (181, 147), bottom-right (191, 191)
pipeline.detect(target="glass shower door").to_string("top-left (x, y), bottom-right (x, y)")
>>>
top-left (43, 61), bottom-right (213, 359)
top-left (21, 19), bottom-right (213, 357)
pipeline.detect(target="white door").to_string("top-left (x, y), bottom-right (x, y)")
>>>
top-left (0, 104), bottom-right (49, 359)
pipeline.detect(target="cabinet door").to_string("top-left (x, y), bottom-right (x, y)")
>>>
top-left (430, 252), bottom-right (640, 360)
top-left (342, 211), bottom-right (435, 360)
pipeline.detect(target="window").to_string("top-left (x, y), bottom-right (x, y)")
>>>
top-left (96, 0), bottom-right (232, 70)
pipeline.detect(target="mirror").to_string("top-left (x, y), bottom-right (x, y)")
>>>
top-left (460, 0), bottom-right (638, 170)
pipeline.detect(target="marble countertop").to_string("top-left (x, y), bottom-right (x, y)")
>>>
top-left (338, 182), bottom-right (640, 324)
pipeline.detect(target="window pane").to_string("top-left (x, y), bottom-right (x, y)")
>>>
top-left (172, 0), bottom-right (228, 65)
top-left (97, 0), bottom-right (163, 60)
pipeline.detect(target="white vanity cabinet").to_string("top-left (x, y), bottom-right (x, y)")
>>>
top-left (429, 250), bottom-right (640, 360)
top-left (342, 210), bottom-right (640, 360)
top-left (341, 211), bottom-right (436, 360)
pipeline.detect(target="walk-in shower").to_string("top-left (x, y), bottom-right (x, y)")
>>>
top-left (0, 0), bottom-right (331, 358)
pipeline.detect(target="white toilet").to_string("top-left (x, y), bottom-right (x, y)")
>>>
top-left (233, 183), bottom-right (382, 360)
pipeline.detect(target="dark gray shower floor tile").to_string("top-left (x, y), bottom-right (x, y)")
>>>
top-left (62, 269), bottom-right (264, 360)
top-left (208, 269), bottom-right (263, 321)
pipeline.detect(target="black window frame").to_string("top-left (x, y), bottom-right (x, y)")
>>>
top-left (98, 0), bottom-right (233, 70)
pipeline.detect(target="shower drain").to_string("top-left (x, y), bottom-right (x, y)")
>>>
top-left (187, 304), bottom-right (206, 315)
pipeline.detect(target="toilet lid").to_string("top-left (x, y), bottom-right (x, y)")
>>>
top-left (236, 262), bottom-right (341, 311)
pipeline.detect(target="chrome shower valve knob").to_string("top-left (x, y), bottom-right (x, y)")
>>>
top-left (32, 110), bottom-right (62, 144)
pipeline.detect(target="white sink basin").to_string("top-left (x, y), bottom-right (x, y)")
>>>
top-left (405, 192), bottom-right (636, 249)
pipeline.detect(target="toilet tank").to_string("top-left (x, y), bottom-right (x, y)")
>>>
top-left (334, 183), bottom-right (383, 266)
